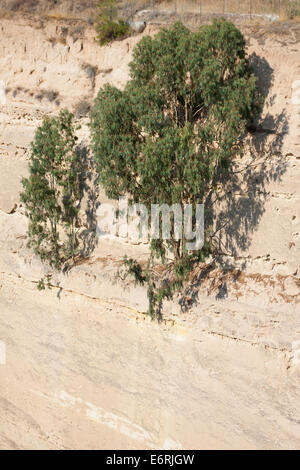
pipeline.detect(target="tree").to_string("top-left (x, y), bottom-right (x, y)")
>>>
top-left (21, 110), bottom-right (82, 284)
top-left (94, 0), bottom-right (130, 45)
top-left (90, 20), bottom-right (262, 317)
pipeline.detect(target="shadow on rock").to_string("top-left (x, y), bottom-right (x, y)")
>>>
top-left (179, 54), bottom-right (289, 311)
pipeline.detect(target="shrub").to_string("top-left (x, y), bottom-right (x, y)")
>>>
top-left (7, 0), bottom-right (38, 12)
top-left (93, 0), bottom-right (130, 45)
top-left (21, 110), bottom-right (83, 279)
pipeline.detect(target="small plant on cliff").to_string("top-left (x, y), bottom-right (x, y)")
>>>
top-left (90, 20), bottom-right (261, 318)
top-left (93, 0), bottom-right (130, 46)
top-left (284, 0), bottom-right (300, 19)
top-left (21, 110), bottom-right (82, 286)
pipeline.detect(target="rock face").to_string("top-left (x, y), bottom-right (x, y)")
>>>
top-left (0, 14), bottom-right (300, 450)
top-left (129, 20), bottom-right (147, 33)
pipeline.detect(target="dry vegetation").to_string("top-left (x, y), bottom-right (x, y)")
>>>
top-left (0, 0), bottom-right (299, 20)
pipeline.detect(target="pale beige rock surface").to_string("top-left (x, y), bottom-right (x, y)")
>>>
top-left (0, 12), bottom-right (300, 450)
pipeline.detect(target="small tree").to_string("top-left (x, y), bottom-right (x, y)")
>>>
top-left (94, 0), bottom-right (130, 46)
top-left (21, 110), bottom-right (82, 284)
top-left (90, 20), bottom-right (261, 317)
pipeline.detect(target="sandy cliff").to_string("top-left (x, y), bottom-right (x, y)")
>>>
top-left (0, 12), bottom-right (300, 449)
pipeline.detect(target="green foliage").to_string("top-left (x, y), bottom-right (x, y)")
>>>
top-left (37, 275), bottom-right (52, 291)
top-left (93, 0), bottom-right (130, 45)
top-left (123, 256), bottom-right (147, 286)
top-left (122, 244), bottom-right (210, 320)
top-left (21, 110), bottom-right (82, 279)
top-left (90, 20), bottom-right (261, 318)
top-left (284, 0), bottom-right (300, 19)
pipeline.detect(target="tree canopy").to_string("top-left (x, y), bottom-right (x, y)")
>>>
top-left (21, 110), bottom-right (82, 283)
top-left (91, 19), bottom-right (261, 317)
top-left (91, 20), bottom-right (259, 205)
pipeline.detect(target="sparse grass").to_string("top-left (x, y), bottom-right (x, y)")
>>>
top-left (1, 0), bottom-right (300, 30)
top-left (6, 0), bottom-right (23, 10)
top-left (281, 0), bottom-right (300, 20)
top-left (45, 11), bottom-right (83, 21)
top-left (139, 0), bottom-right (300, 20)
top-left (152, 0), bottom-right (276, 15)
top-left (6, 0), bottom-right (39, 12)
top-left (46, 24), bottom-right (86, 45)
